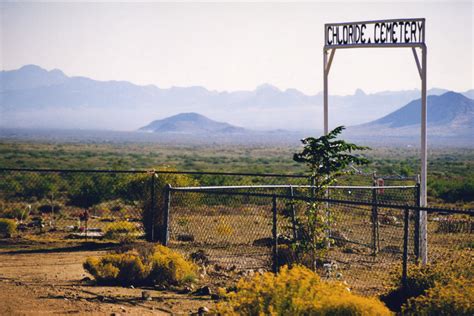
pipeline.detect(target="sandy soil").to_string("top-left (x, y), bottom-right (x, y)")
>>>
top-left (0, 240), bottom-right (215, 315)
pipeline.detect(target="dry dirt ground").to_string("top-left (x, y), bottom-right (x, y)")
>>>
top-left (0, 239), bottom-right (215, 315)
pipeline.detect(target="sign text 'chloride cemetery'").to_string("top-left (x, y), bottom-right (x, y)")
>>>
top-left (325, 18), bottom-right (425, 48)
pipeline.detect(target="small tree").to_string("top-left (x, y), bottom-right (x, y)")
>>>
top-left (291, 126), bottom-right (369, 269)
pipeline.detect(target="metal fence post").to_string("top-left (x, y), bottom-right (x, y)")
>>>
top-left (414, 181), bottom-right (421, 261)
top-left (289, 186), bottom-right (297, 241)
top-left (372, 180), bottom-right (379, 255)
top-left (311, 177), bottom-right (316, 198)
top-left (272, 195), bottom-right (278, 273)
top-left (150, 172), bottom-right (156, 242)
top-left (402, 207), bottom-right (410, 287)
top-left (162, 184), bottom-right (171, 246)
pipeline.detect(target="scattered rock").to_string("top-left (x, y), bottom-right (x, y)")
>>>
top-left (342, 247), bottom-right (355, 254)
top-left (154, 284), bottom-right (167, 291)
top-left (191, 249), bottom-right (210, 265)
top-left (195, 286), bottom-right (212, 296)
top-left (142, 291), bottom-right (152, 301)
top-left (214, 264), bottom-right (225, 271)
top-left (253, 235), bottom-right (292, 247)
top-left (381, 245), bottom-right (401, 253)
top-left (330, 230), bottom-right (349, 246)
top-left (177, 285), bottom-right (193, 294)
top-left (177, 234), bottom-right (195, 242)
top-left (380, 215), bottom-right (399, 225)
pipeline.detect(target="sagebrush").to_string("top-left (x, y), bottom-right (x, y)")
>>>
top-left (382, 251), bottom-right (473, 312)
top-left (215, 265), bottom-right (391, 315)
top-left (84, 245), bottom-right (196, 286)
top-left (0, 218), bottom-right (17, 238)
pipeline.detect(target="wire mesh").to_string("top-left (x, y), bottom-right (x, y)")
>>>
top-left (426, 209), bottom-right (473, 264)
top-left (1, 168), bottom-right (471, 296)
top-left (168, 190), bottom-right (276, 270)
top-left (0, 168), bottom-right (308, 242)
top-left (166, 185), bottom-right (471, 296)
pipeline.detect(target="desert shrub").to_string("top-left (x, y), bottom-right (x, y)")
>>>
top-left (103, 221), bottom-right (140, 243)
top-left (0, 218), bottom-right (17, 238)
top-left (215, 265), bottom-right (391, 315)
top-left (382, 252), bottom-right (473, 312)
top-left (83, 253), bottom-right (147, 285)
top-left (148, 245), bottom-right (196, 285)
top-left (403, 277), bottom-right (474, 315)
top-left (83, 245), bottom-right (196, 286)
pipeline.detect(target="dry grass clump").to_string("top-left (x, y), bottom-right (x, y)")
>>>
top-left (403, 277), bottom-right (474, 315)
top-left (84, 245), bottom-right (196, 286)
top-left (215, 265), bottom-right (391, 315)
top-left (103, 221), bottom-right (140, 243)
top-left (0, 218), bottom-right (17, 238)
top-left (382, 251), bottom-right (473, 312)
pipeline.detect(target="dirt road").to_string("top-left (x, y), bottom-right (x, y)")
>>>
top-left (0, 240), bottom-right (214, 315)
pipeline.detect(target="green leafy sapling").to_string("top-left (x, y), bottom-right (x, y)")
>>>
top-left (291, 126), bottom-right (370, 269)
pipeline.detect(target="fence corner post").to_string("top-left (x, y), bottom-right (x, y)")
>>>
top-left (162, 184), bottom-right (171, 246)
top-left (150, 172), bottom-right (156, 242)
top-left (272, 195), bottom-right (278, 273)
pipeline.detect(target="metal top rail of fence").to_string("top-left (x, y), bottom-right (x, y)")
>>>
top-left (168, 184), bottom-right (418, 190)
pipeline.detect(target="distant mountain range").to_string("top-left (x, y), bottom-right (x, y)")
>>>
top-left (351, 92), bottom-right (474, 138)
top-left (133, 92), bottom-right (473, 147)
top-left (139, 112), bottom-right (247, 134)
top-left (2, 65), bottom-right (473, 132)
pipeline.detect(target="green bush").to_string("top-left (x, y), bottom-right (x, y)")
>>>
top-left (382, 252), bottom-right (473, 312)
top-left (83, 245), bottom-right (196, 286)
top-left (103, 221), bottom-right (140, 243)
top-left (403, 277), bottom-right (474, 315)
top-left (216, 265), bottom-right (391, 315)
top-left (0, 218), bottom-right (17, 238)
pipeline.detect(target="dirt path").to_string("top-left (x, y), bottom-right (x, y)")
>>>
top-left (0, 241), bottom-right (214, 315)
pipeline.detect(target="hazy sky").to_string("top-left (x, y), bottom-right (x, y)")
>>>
top-left (1, 1), bottom-right (473, 95)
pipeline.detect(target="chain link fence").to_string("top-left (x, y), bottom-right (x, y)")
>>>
top-left (164, 185), bottom-right (472, 295)
top-left (1, 168), bottom-right (471, 295)
top-left (0, 168), bottom-right (308, 241)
